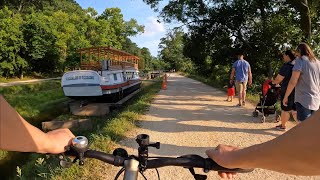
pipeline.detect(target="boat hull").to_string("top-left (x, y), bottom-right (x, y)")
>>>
top-left (61, 70), bottom-right (141, 103)
top-left (65, 81), bottom-right (141, 102)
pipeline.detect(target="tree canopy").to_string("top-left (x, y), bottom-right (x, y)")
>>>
top-left (143, 0), bottom-right (320, 84)
top-left (0, 0), bottom-right (156, 78)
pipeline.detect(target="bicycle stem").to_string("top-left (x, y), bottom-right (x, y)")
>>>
top-left (123, 158), bottom-right (139, 180)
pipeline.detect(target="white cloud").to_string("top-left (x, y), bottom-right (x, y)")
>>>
top-left (141, 16), bottom-right (165, 37)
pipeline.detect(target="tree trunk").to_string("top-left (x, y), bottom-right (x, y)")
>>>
top-left (20, 71), bottom-right (23, 79)
top-left (287, 0), bottom-right (311, 41)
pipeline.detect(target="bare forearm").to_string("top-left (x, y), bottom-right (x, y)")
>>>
top-left (236, 110), bottom-right (320, 175)
top-left (284, 80), bottom-right (296, 98)
top-left (0, 96), bottom-right (51, 153)
top-left (284, 71), bottom-right (299, 98)
top-left (272, 74), bottom-right (284, 84)
top-left (230, 68), bottom-right (235, 80)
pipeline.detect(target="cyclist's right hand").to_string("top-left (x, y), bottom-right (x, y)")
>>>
top-left (45, 128), bottom-right (75, 154)
top-left (206, 144), bottom-right (242, 179)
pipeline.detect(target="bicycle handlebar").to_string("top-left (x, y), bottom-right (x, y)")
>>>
top-left (61, 135), bottom-right (253, 180)
top-left (65, 149), bottom-right (252, 173)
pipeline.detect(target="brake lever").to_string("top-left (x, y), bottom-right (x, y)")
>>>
top-left (59, 145), bottom-right (79, 168)
top-left (59, 154), bottom-right (73, 168)
top-left (178, 155), bottom-right (208, 180)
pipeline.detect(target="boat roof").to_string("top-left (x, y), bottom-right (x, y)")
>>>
top-left (77, 46), bottom-right (140, 61)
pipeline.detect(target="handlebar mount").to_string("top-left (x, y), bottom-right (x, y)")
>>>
top-left (136, 134), bottom-right (160, 171)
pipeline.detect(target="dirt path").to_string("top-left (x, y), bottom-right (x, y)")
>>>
top-left (106, 73), bottom-right (319, 180)
top-left (0, 77), bottom-right (60, 87)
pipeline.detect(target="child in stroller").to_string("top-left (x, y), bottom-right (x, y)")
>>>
top-left (252, 79), bottom-right (281, 123)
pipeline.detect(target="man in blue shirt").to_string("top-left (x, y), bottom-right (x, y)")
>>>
top-left (230, 52), bottom-right (252, 106)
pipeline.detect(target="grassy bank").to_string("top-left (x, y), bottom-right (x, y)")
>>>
top-left (0, 80), bottom-right (67, 120)
top-left (0, 80), bottom-right (68, 177)
top-left (15, 80), bottom-right (162, 179)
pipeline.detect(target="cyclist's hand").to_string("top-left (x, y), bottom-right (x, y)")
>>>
top-left (46, 129), bottom-right (75, 154)
top-left (206, 144), bottom-right (241, 179)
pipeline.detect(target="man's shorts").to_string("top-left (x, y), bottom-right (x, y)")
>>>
top-left (235, 81), bottom-right (248, 94)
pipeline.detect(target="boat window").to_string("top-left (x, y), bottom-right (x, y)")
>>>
top-left (113, 74), bottom-right (118, 81)
top-left (122, 72), bottom-right (126, 81)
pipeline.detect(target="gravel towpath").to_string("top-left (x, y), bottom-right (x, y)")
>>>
top-left (0, 77), bottom-right (60, 87)
top-left (106, 73), bottom-right (319, 180)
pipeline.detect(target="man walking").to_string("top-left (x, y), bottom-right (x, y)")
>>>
top-left (230, 52), bottom-right (252, 106)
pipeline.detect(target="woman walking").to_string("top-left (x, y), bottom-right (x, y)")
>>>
top-left (283, 43), bottom-right (320, 121)
top-left (271, 50), bottom-right (298, 131)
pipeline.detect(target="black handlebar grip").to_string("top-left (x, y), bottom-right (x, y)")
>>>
top-left (84, 150), bottom-right (125, 166)
top-left (205, 158), bottom-right (253, 173)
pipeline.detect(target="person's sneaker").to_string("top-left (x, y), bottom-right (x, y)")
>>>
top-left (275, 125), bottom-right (286, 131)
top-left (235, 103), bottom-right (242, 107)
top-left (242, 101), bottom-right (246, 106)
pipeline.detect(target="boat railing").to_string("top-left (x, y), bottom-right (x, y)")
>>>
top-left (80, 61), bottom-right (101, 70)
top-left (80, 60), bottom-right (138, 71)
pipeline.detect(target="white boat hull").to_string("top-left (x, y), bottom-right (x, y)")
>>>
top-left (61, 70), bottom-right (141, 101)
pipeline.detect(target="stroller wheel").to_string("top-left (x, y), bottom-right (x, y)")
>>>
top-left (261, 116), bottom-right (266, 123)
top-left (252, 111), bottom-right (259, 117)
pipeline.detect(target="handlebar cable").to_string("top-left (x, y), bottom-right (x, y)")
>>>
top-left (114, 167), bottom-right (125, 180)
top-left (139, 171), bottom-right (147, 180)
top-left (156, 169), bottom-right (160, 180)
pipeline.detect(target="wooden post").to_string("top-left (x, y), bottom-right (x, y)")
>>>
top-left (80, 51), bottom-right (82, 70)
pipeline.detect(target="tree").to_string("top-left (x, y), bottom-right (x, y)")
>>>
top-left (0, 7), bottom-right (26, 78)
top-left (144, 0), bottom-right (317, 82)
top-left (0, 1), bottom-right (146, 78)
top-left (286, 0), bottom-right (320, 41)
top-left (98, 8), bottom-right (144, 48)
top-left (144, 0), bottom-right (320, 41)
top-left (0, 0), bottom-right (51, 13)
top-left (159, 29), bottom-right (192, 71)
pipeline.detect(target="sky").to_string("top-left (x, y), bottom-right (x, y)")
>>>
top-left (75, 0), bottom-right (177, 57)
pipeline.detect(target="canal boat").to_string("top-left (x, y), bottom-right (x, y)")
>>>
top-left (61, 47), bottom-right (141, 102)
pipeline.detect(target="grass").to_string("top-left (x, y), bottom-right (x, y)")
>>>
top-left (0, 151), bottom-right (8, 161)
top-left (14, 80), bottom-right (162, 179)
top-left (0, 80), bottom-right (67, 119)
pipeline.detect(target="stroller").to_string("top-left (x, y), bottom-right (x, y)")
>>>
top-left (252, 79), bottom-right (281, 123)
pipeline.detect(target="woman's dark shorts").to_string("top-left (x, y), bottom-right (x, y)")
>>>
top-left (280, 94), bottom-right (296, 111)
